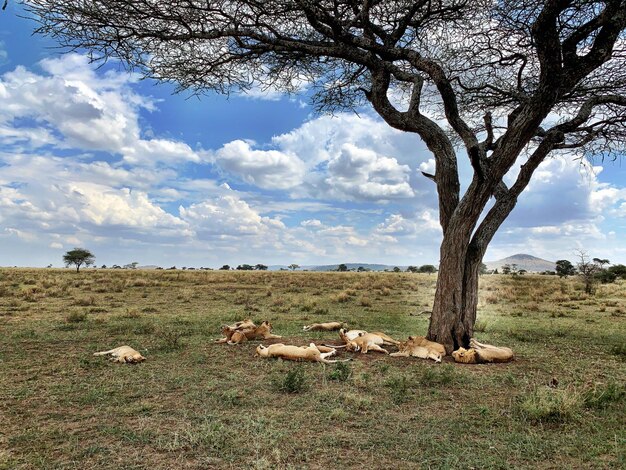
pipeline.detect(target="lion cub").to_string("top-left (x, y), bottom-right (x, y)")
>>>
top-left (452, 338), bottom-right (514, 364)
top-left (94, 346), bottom-right (146, 364)
top-left (390, 336), bottom-right (446, 363)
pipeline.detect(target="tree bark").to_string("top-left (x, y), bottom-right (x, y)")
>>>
top-left (427, 232), bottom-right (486, 354)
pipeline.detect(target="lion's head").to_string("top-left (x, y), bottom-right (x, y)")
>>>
top-left (452, 347), bottom-right (478, 364)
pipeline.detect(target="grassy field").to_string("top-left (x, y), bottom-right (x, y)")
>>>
top-left (0, 268), bottom-right (624, 469)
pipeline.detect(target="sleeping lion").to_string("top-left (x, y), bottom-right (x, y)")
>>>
top-left (452, 338), bottom-right (514, 364)
top-left (93, 346), bottom-right (146, 364)
top-left (255, 343), bottom-right (350, 364)
top-left (390, 336), bottom-right (446, 362)
top-left (216, 319), bottom-right (282, 344)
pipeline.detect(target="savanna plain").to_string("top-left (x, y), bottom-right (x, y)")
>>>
top-left (0, 268), bottom-right (624, 469)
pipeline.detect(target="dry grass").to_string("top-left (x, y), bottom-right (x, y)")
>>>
top-left (0, 268), bottom-right (624, 469)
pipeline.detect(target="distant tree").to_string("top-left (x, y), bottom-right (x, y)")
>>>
top-left (255, 264), bottom-right (268, 271)
top-left (237, 264), bottom-right (254, 271)
top-left (337, 264), bottom-right (348, 272)
top-left (100, 264), bottom-right (107, 269)
top-left (418, 265), bottom-right (438, 275)
top-left (219, 265), bottom-right (230, 271)
top-left (46, 264), bottom-right (53, 268)
top-left (63, 248), bottom-right (95, 273)
top-left (576, 251), bottom-right (601, 294)
top-left (167, 266), bottom-right (177, 270)
top-left (393, 266), bottom-right (401, 273)
top-left (406, 266), bottom-right (419, 273)
top-left (608, 264), bottom-right (626, 279)
top-left (124, 262), bottom-right (139, 269)
top-left (556, 260), bottom-right (576, 278)
top-left (479, 263), bottom-right (488, 275)
top-left (288, 264), bottom-right (300, 271)
top-left (493, 269), bottom-right (499, 275)
top-left (357, 266), bottom-right (369, 272)
top-left (501, 264), bottom-right (512, 275)
top-left (593, 258), bottom-right (610, 269)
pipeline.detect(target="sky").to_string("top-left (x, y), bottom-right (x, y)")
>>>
top-left (1, 6), bottom-right (625, 269)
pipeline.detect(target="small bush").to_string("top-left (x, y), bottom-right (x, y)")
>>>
top-left (159, 329), bottom-right (186, 351)
top-left (609, 343), bottom-right (626, 358)
top-left (66, 311), bottom-right (87, 323)
top-left (73, 296), bottom-right (96, 307)
top-left (474, 319), bottom-right (488, 332)
top-left (515, 387), bottom-right (582, 424)
top-left (327, 362), bottom-right (351, 382)
top-left (359, 296), bottom-right (372, 307)
top-left (385, 376), bottom-right (410, 404)
top-left (272, 367), bottom-right (307, 394)
top-left (583, 381), bottom-right (625, 409)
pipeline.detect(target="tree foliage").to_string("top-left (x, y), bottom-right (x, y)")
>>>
top-left (62, 248), bottom-right (95, 272)
top-left (26, 0), bottom-right (626, 351)
top-left (556, 259), bottom-right (576, 278)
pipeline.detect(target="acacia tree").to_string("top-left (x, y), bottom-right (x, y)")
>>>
top-left (63, 248), bottom-right (95, 272)
top-left (25, 1), bottom-right (626, 352)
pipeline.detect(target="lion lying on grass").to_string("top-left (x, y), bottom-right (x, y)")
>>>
top-left (93, 346), bottom-right (146, 364)
top-left (452, 338), bottom-right (514, 364)
top-left (215, 319), bottom-right (282, 344)
top-left (337, 328), bottom-right (400, 354)
top-left (390, 336), bottom-right (446, 363)
top-left (255, 343), bottom-right (350, 364)
top-left (302, 321), bottom-right (347, 331)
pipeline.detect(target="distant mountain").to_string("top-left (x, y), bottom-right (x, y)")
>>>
top-left (485, 254), bottom-right (555, 273)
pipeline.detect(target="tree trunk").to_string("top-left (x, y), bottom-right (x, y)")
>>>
top-left (426, 214), bottom-right (480, 353)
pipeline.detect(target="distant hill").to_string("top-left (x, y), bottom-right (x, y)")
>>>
top-left (485, 254), bottom-right (555, 273)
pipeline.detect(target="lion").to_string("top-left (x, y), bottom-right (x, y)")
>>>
top-left (338, 328), bottom-right (399, 344)
top-left (452, 338), bottom-right (514, 364)
top-left (215, 318), bottom-right (257, 344)
top-left (302, 321), bottom-right (347, 331)
top-left (255, 343), bottom-right (350, 364)
top-left (217, 320), bottom-right (282, 344)
top-left (338, 328), bottom-right (368, 341)
top-left (390, 336), bottom-right (446, 362)
top-left (93, 346), bottom-right (146, 364)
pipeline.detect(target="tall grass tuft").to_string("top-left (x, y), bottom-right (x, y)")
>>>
top-left (515, 387), bottom-right (582, 424)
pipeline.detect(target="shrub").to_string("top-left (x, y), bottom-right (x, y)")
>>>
top-left (66, 311), bottom-right (87, 323)
top-left (385, 376), bottom-right (410, 404)
top-left (473, 319), bottom-right (488, 332)
top-left (583, 381), bottom-right (625, 409)
top-left (272, 367), bottom-right (307, 393)
top-left (515, 387), bottom-right (582, 424)
top-left (609, 343), bottom-right (626, 358)
top-left (595, 270), bottom-right (617, 284)
top-left (327, 362), bottom-right (351, 382)
top-left (158, 328), bottom-right (186, 351)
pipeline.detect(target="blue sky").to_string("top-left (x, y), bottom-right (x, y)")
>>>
top-left (1, 6), bottom-right (625, 268)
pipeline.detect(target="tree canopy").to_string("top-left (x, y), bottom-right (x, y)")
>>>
top-left (26, 0), bottom-right (626, 352)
